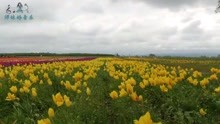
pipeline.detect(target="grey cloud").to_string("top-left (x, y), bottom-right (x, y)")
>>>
top-left (126, 0), bottom-right (218, 11)
top-left (30, 1), bottom-right (65, 21)
top-left (81, 2), bottom-right (104, 14)
top-left (181, 17), bottom-right (193, 23)
top-left (179, 20), bottom-right (212, 42)
top-left (155, 27), bottom-right (178, 40)
top-left (0, 0), bottom-right (220, 56)
top-left (139, 0), bottom-right (216, 7)
top-left (182, 20), bottom-right (203, 33)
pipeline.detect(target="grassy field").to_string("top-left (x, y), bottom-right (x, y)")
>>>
top-left (0, 57), bottom-right (219, 124)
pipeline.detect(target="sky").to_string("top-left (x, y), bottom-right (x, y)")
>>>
top-left (0, 0), bottom-right (220, 56)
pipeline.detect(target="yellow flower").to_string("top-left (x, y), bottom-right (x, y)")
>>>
top-left (214, 86), bottom-right (220, 93)
top-left (30, 74), bottom-right (39, 83)
top-left (199, 108), bottom-right (207, 116)
top-left (211, 68), bottom-right (218, 73)
top-left (110, 91), bottom-right (118, 99)
top-left (75, 81), bottom-right (81, 88)
top-left (134, 112), bottom-right (153, 124)
top-left (19, 88), bottom-right (24, 93)
top-left (23, 86), bottom-right (30, 93)
top-left (167, 84), bottom-right (172, 89)
top-left (113, 75), bottom-right (119, 80)
top-left (64, 81), bottom-right (71, 90)
top-left (118, 83), bottom-right (125, 89)
top-left (24, 80), bottom-right (32, 88)
top-left (77, 89), bottom-right (82, 94)
top-left (52, 92), bottom-right (64, 107)
top-left (65, 100), bottom-right (72, 107)
top-left (200, 78), bottom-right (209, 87)
top-left (139, 82), bottom-right (145, 89)
top-left (9, 86), bottom-right (18, 93)
top-left (160, 85), bottom-right (168, 93)
top-left (5, 92), bottom-right (19, 101)
top-left (64, 95), bottom-right (72, 107)
top-left (83, 82), bottom-right (87, 87)
top-left (47, 79), bottom-right (52, 85)
top-left (43, 73), bottom-right (49, 79)
top-left (127, 78), bottom-right (136, 85)
top-left (73, 71), bottom-right (83, 81)
top-left (48, 108), bottom-right (55, 118)
top-left (37, 118), bottom-right (51, 124)
top-left (193, 71), bottom-right (202, 78)
top-left (131, 92), bottom-right (139, 102)
top-left (39, 80), bottom-right (44, 84)
top-left (126, 84), bottom-right (133, 94)
top-left (209, 74), bottom-right (218, 80)
top-left (192, 79), bottom-right (198, 86)
top-left (86, 87), bottom-right (91, 96)
top-left (60, 81), bottom-right (64, 85)
top-left (138, 95), bottom-right (143, 101)
top-left (119, 89), bottom-right (127, 97)
top-left (84, 75), bottom-right (90, 81)
top-left (0, 71), bottom-right (5, 78)
top-left (31, 88), bottom-right (37, 97)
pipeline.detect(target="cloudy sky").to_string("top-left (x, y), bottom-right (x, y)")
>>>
top-left (0, 0), bottom-right (220, 56)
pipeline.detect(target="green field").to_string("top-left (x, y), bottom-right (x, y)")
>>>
top-left (0, 57), bottom-right (219, 124)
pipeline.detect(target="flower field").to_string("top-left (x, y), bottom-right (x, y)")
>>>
top-left (0, 57), bottom-right (219, 124)
top-left (0, 57), bottom-right (95, 67)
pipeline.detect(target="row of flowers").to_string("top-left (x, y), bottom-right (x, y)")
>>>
top-left (0, 57), bottom-right (95, 67)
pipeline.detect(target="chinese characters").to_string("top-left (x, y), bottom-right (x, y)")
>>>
top-left (4, 2), bottom-right (34, 21)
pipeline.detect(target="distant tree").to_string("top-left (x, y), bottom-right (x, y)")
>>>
top-left (216, 0), bottom-right (220, 13)
top-left (217, 54), bottom-right (220, 58)
top-left (200, 55), bottom-right (207, 58)
top-left (149, 53), bottom-right (156, 57)
top-left (116, 53), bottom-right (120, 57)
